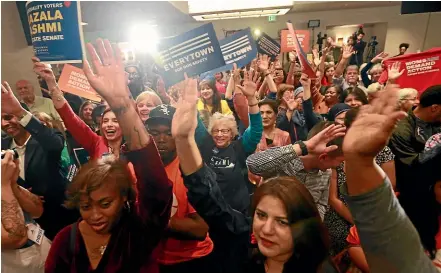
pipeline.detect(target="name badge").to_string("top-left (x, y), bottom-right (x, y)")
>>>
top-left (26, 223), bottom-right (44, 245)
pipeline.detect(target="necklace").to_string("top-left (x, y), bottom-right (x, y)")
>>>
top-left (99, 245), bottom-right (107, 255)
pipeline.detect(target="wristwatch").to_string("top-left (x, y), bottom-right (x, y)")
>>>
top-left (294, 140), bottom-right (308, 156)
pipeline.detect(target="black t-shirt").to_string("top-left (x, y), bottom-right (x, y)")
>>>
top-left (200, 138), bottom-right (251, 214)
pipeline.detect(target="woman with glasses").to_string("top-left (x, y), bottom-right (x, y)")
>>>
top-left (197, 70), bottom-right (263, 208)
top-left (398, 88), bottom-right (419, 112)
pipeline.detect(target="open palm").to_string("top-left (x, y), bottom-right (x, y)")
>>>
top-left (172, 74), bottom-right (199, 139)
top-left (388, 61), bottom-right (405, 81)
top-left (1, 81), bottom-right (23, 115)
top-left (236, 70), bottom-right (258, 97)
top-left (306, 124), bottom-right (346, 155)
top-left (83, 39), bottom-right (129, 105)
top-left (259, 54), bottom-right (270, 71)
top-left (343, 84), bottom-right (407, 158)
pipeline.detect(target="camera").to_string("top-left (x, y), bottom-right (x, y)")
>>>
top-left (1, 149), bottom-right (19, 160)
top-left (369, 36), bottom-right (378, 47)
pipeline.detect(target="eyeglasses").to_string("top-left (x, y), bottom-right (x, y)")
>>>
top-left (212, 129), bottom-right (231, 135)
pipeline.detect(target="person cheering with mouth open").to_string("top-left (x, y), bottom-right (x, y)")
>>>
top-left (45, 39), bottom-right (173, 273)
top-left (32, 58), bottom-right (123, 160)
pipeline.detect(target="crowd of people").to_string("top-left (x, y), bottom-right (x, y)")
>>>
top-left (1, 24), bottom-right (441, 273)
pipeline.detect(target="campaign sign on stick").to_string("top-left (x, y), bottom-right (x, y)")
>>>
top-left (203, 28), bottom-right (258, 76)
top-left (156, 23), bottom-right (225, 87)
top-left (256, 33), bottom-right (281, 59)
top-left (286, 22), bottom-right (316, 79)
top-left (26, 1), bottom-right (85, 64)
top-left (281, 29), bottom-right (310, 53)
top-left (57, 64), bottom-right (101, 102)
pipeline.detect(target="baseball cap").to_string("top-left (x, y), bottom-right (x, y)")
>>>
top-left (146, 104), bottom-right (176, 128)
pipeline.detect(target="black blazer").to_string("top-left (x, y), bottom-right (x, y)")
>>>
top-left (2, 116), bottom-right (78, 239)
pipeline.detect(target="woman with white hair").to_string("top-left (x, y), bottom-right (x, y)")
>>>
top-left (398, 88), bottom-right (419, 112)
top-left (360, 52), bottom-right (389, 87)
top-left (197, 71), bottom-right (263, 215)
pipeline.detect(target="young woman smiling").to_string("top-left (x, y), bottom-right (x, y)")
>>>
top-left (197, 77), bottom-right (232, 116)
top-left (32, 57), bottom-right (124, 159)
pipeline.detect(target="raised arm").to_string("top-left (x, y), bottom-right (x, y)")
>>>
top-left (1, 151), bottom-right (28, 249)
top-left (259, 55), bottom-right (278, 93)
top-left (247, 124), bottom-right (345, 177)
top-left (1, 82), bottom-right (64, 154)
top-left (300, 74), bottom-right (321, 130)
top-left (343, 84), bottom-right (437, 273)
top-left (172, 75), bottom-right (250, 234)
top-left (83, 39), bottom-right (172, 227)
top-left (334, 45), bottom-right (354, 79)
top-left (32, 57), bottom-right (101, 155)
top-left (236, 70), bottom-right (263, 154)
top-left (286, 51), bottom-right (297, 85)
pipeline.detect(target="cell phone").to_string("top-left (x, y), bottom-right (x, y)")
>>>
top-left (1, 149), bottom-right (19, 159)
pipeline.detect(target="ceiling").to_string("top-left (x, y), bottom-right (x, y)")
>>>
top-left (81, 1), bottom-right (401, 32)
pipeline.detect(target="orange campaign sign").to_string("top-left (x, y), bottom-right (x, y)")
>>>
top-left (57, 64), bottom-right (101, 102)
top-left (281, 29), bottom-right (310, 53)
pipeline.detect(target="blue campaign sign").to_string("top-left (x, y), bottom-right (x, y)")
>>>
top-left (156, 23), bottom-right (225, 87)
top-left (26, 1), bottom-right (84, 64)
top-left (203, 28), bottom-right (257, 76)
top-left (256, 32), bottom-right (281, 60)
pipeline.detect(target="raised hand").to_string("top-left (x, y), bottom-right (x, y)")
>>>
top-left (32, 57), bottom-right (57, 84)
top-left (305, 124), bottom-right (346, 155)
top-left (232, 63), bottom-right (241, 84)
top-left (342, 45), bottom-right (355, 59)
top-left (371, 52), bottom-right (389, 63)
top-left (343, 84), bottom-right (406, 159)
top-left (156, 77), bottom-right (167, 95)
top-left (299, 73), bottom-right (311, 89)
top-left (1, 81), bottom-right (25, 116)
top-left (236, 70), bottom-right (259, 98)
top-left (172, 73), bottom-right (199, 139)
top-left (283, 97), bottom-right (299, 111)
top-left (83, 39), bottom-right (129, 106)
top-left (312, 48), bottom-right (319, 59)
top-left (388, 61), bottom-right (405, 81)
top-left (259, 54), bottom-right (270, 72)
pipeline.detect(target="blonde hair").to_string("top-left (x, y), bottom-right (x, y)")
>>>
top-left (399, 88), bottom-right (418, 100)
top-left (208, 112), bottom-right (238, 137)
top-left (33, 112), bottom-right (53, 128)
top-left (135, 90), bottom-right (162, 106)
top-left (367, 82), bottom-right (383, 94)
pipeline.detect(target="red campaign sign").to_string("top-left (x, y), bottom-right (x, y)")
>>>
top-left (378, 48), bottom-right (441, 93)
top-left (280, 29), bottom-right (310, 53)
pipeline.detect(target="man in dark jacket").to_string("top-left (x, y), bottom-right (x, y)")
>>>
top-left (389, 85), bottom-right (441, 227)
top-left (2, 83), bottom-right (78, 240)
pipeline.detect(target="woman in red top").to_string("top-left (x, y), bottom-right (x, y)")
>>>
top-left (214, 72), bottom-right (227, 95)
top-left (32, 58), bottom-right (123, 160)
top-left (44, 38), bottom-right (173, 273)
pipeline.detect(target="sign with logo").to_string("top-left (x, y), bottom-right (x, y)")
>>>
top-left (156, 23), bottom-right (225, 87)
top-left (202, 28), bottom-right (257, 76)
top-left (268, 15), bottom-right (277, 22)
top-left (57, 64), bottom-right (101, 101)
top-left (281, 29), bottom-right (310, 53)
top-left (256, 32), bottom-right (281, 60)
top-left (378, 48), bottom-right (441, 93)
top-left (26, 1), bottom-right (85, 63)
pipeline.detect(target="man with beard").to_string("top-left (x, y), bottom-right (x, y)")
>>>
top-left (145, 104), bottom-right (214, 273)
top-left (333, 44), bottom-right (366, 91)
top-left (125, 63), bottom-right (145, 99)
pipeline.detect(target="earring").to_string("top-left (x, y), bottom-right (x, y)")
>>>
top-left (124, 201), bottom-right (131, 212)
